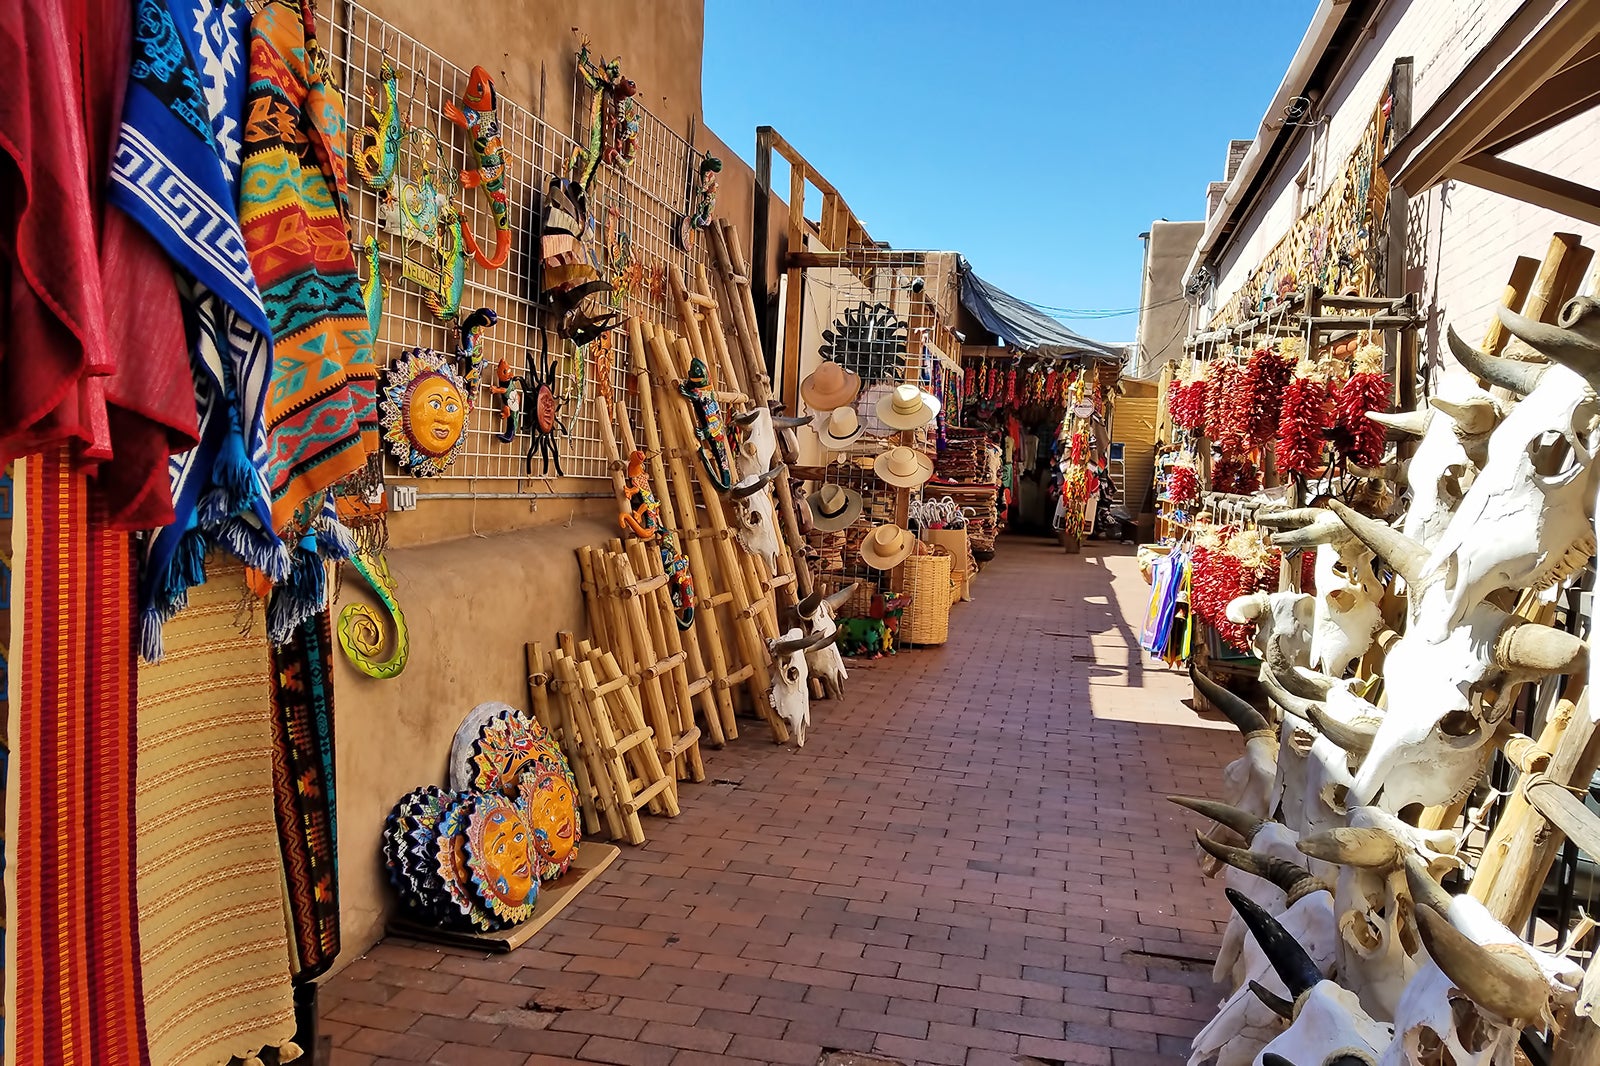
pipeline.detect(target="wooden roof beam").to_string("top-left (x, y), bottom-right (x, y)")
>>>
top-left (1449, 153), bottom-right (1600, 226)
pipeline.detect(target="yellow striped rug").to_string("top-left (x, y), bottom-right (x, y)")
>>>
top-left (136, 558), bottom-right (298, 1065)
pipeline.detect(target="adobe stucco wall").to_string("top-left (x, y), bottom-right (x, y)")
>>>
top-left (1209, 0), bottom-right (1600, 365)
top-left (327, 1), bottom-right (793, 965)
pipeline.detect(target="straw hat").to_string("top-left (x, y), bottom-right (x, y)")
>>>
top-left (801, 360), bottom-right (862, 411)
top-left (873, 445), bottom-right (934, 488)
top-left (807, 484), bottom-right (863, 532)
top-left (876, 383), bottom-right (941, 431)
top-left (859, 523), bottom-right (916, 570)
top-left (815, 407), bottom-right (866, 449)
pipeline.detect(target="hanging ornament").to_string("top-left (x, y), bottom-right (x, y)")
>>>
top-left (1332, 342), bottom-right (1390, 467)
top-left (1238, 345), bottom-right (1296, 442)
top-left (1276, 359), bottom-right (1332, 477)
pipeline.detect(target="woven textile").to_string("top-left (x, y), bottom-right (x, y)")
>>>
top-left (269, 613), bottom-right (340, 980)
top-left (135, 557), bottom-right (297, 1066)
top-left (111, 0), bottom-right (288, 658)
top-left (10, 448), bottom-right (147, 1065)
top-left (239, 0), bottom-right (377, 533)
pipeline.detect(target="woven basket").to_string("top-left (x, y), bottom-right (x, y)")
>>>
top-left (901, 549), bottom-right (953, 645)
top-left (816, 573), bottom-right (877, 619)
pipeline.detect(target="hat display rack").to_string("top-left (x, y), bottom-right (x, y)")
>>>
top-left (332, 2), bottom-right (710, 491)
top-left (796, 250), bottom-right (965, 631)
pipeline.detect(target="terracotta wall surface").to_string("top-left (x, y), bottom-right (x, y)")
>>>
top-left (324, 0), bottom-right (802, 967)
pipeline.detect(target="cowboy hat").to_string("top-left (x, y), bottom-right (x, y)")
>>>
top-left (873, 445), bottom-right (934, 489)
top-left (801, 360), bottom-right (862, 411)
top-left (807, 484), bottom-right (864, 532)
top-left (815, 407), bottom-right (866, 450)
top-left (859, 523), bottom-right (916, 570)
top-left (876, 383), bottom-right (941, 431)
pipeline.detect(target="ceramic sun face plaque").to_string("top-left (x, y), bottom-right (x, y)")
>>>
top-left (519, 766), bottom-right (580, 880)
top-left (434, 794), bottom-right (499, 931)
top-left (380, 347), bottom-right (470, 477)
top-left (464, 793), bottom-right (539, 923)
top-left (471, 710), bottom-right (567, 796)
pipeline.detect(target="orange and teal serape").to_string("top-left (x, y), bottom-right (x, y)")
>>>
top-left (239, 0), bottom-right (378, 533)
top-left (13, 447), bottom-right (147, 1066)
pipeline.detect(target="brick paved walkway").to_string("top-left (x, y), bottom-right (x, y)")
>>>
top-left (324, 538), bottom-right (1238, 1066)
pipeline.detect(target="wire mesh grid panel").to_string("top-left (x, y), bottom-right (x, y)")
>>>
top-left (329, 1), bottom-right (701, 487)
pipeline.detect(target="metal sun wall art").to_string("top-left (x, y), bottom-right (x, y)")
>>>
top-left (820, 302), bottom-right (909, 384)
top-left (379, 347), bottom-right (470, 477)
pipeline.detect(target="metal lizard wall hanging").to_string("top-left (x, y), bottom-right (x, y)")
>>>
top-left (443, 65), bottom-right (512, 271)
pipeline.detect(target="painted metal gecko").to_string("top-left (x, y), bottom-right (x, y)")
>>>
top-left (443, 66), bottom-right (512, 270)
top-left (678, 356), bottom-right (736, 492)
top-left (354, 51), bottom-right (404, 190)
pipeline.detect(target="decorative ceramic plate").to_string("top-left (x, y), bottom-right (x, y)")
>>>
top-left (447, 701), bottom-right (520, 791)
top-left (401, 788), bottom-right (454, 922)
top-left (519, 766), bottom-right (581, 880)
top-left (470, 710), bottom-right (566, 795)
top-left (464, 792), bottom-right (539, 923)
top-left (383, 786), bottom-right (450, 915)
top-left (434, 793), bottom-right (500, 931)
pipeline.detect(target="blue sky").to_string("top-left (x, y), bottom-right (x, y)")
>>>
top-left (701, 1), bottom-right (1317, 343)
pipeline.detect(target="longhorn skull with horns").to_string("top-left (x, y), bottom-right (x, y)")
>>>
top-left (1190, 665), bottom-right (1278, 856)
top-left (794, 582), bottom-right (857, 699)
top-left (1256, 508), bottom-right (1384, 678)
top-left (767, 627), bottom-right (839, 747)
top-left (729, 463), bottom-right (787, 573)
top-left (731, 407), bottom-right (812, 482)
top-left (1228, 889), bottom-right (1394, 1066)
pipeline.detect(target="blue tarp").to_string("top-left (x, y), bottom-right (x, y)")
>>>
top-left (959, 259), bottom-right (1124, 361)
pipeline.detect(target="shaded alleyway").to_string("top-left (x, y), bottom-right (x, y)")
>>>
top-left (324, 538), bottom-right (1239, 1066)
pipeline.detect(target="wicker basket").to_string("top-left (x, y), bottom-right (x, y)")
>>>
top-left (816, 573), bottom-right (878, 619)
top-left (901, 548), bottom-right (953, 645)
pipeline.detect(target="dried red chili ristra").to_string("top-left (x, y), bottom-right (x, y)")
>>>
top-left (1210, 456), bottom-right (1260, 494)
top-left (1334, 370), bottom-right (1390, 467)
top-left (1300, 550), bottom-right (1317, 595)
top-left (1167, 464), bottom-right (1198, 506)
top-left (1005, 367), bottom-right (1018, 406)
top-left (1276, 375), bottom-right (1331, 476)
top-left (1240, 347), bottom-right (1295, 442)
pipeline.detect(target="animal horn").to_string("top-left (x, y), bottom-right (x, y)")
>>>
top-left (1327, 500), bottom-right (1430, 587)
top-left (1429, 395), bottom-right (1497, 435)
top-left (1225, 887), bottom-right (1323, 998)
top-left (1368, 406), bottom-right (1433, 438)
top-left (1496, 297), bottom-right (1600, 387)
top-left (1402, 852), bottom-right (1454, 915)
top-left (804, 627), bottom-right (843, 650)
top-left (772, 414), bottom-right (813, 429)
top-left (1348, 460), bottom-right (1400, 480)
top-left (1167, 796), bottom-right (1266, 843)
top-left (1226, 592), bottom-right (1270, 624)
top-left (731, 408), bottom-right (762, 426)
top-left (1298, 827), bottom-right (1403, 871)
top-left (1248, 982), bottom-right (1295, 1021)
top-left (731, 466), bottom-right (782, 498)
top-left (796, 588), bottom-right (825, 617)
top-left (1493, 619), bottom-right (1586, 676)
top-left (1254, 508), bottom-right (1325, 532)
top-left (1190, 664), bottom-right (1270, 737)
top-left (1259, 668), bottom-right (1323, 723)
top-left (1415, 904), bottom-right (1551, 1024)
top-left (1278, 666), bottom-right (1338, 701)
top-left (1304, 701), bottom-right (1378, 755)
top-left (1198, 834), bottom-right (1326, 903)
top-left (823, 582), bottom-right (859, 613)
top-left (768, 634), bottom-right (812, 657)
top-left (1446, 324), bottom-right (1548, 396)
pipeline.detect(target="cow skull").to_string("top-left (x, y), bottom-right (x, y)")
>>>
top-left (1258, 670), bottom-right (1359, 846)
top-left (1185, 846), bottom-right (1334, 1065)
top-left (731, 464), bottom-right (785, 573)
top-left (1196, 828), bottom-right (1331, 994)
top-left (1228, 889), bottom-right (1393, 1066)
top-left (1256, 509), bottom-right (1383, 676)
top-left (1298, 813), bottom-right (1460, 1023)
top-left (1229, 590), bottom-right (1315, 672)
top-left (767, 627), bottom-right (835, 747)
top-left (1326, 501), bottom-right (1586, 811)
top-left (796, 582), bottom-right (856, 699)
top-left (1417, 327), bottom-right (1598, 641)
top-left (1380, 861), bottom-right (1583, 1065)
top-left (732, 408), bottom-right (811, 481)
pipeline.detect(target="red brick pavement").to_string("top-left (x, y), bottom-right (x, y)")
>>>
top-left (324, 538), bottom-right (1239, 1065)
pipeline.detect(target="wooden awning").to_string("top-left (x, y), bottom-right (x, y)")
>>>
top-left (1384, 0), bottom-right (1600, 224)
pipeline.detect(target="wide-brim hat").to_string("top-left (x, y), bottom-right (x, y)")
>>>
top-left (873, 445), bottom-right (934, 489)
top-left (801, 360), bottom-right (862, 411)
top-left (816, 406), bottom-right (866, 449)
top-left (876, 383), bottom-right (941, 431)
top-left (807, 484), bottom-right (864, 532)
top-left (860, 523), bottom-right (916, 570)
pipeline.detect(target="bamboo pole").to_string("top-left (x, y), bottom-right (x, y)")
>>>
top-left (526, 641), bottom-right (600, 838)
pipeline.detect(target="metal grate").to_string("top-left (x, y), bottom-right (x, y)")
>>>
top-left (329, 1), bottom-right (704, 488)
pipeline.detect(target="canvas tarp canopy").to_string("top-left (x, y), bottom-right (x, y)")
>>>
top-left (959, 259), bottom-right (1124, 361)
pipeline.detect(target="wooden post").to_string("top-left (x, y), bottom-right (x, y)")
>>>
top-left (552, 635), bottom-right (628, 842)
top-left (526, 641), bottom-right (601, 838)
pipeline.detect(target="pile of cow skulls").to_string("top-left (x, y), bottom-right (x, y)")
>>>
top-left (1178, 299), bottom-right (1600, 1066)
